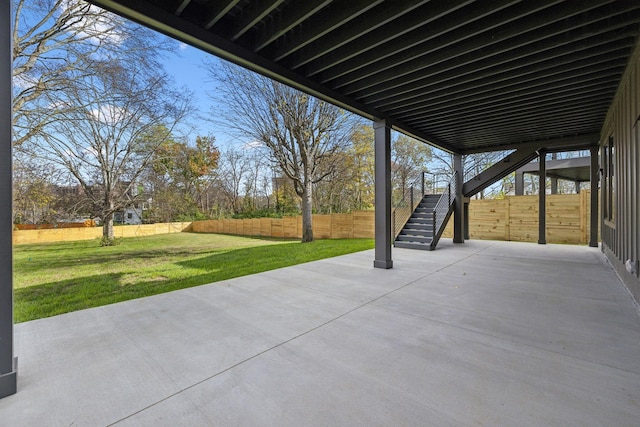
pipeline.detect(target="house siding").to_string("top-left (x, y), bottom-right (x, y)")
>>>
top-left (600, 38), bottom-right (640, 305)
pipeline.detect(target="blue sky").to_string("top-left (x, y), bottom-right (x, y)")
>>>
top-left (160, 41), bottom-right (452, 166)
top-left (162, 42), bottom-right (240, 148)
top-left (163, 43), bottom-right (210, 97)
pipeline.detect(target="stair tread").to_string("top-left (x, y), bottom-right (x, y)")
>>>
top-left (396, 236), bottom-right (431, 243)
top-left (396, 192), bottom-right (452, 251)
top-left (394, 241), bottom-right (433, 251)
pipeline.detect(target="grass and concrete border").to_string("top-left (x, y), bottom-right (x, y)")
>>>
top-left (14, 233), bottom-right (374, 322)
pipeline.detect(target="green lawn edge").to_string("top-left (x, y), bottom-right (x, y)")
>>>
top-left (14, 233), bottom-right (374, 323)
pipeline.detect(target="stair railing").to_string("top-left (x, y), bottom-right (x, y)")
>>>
top-left (430, 172), bottom-right (457, 250)
top-left (392, 172), bottom-right (428, 238)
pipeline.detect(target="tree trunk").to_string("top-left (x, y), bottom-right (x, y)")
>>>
top-left (103, 198), bottom-right (115, 239)
top-left (102, 213), bottom-right (114, 240)
top-left (301, 180), bottom-right (313, 243)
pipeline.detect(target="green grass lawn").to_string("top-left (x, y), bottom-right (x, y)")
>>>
top-left (13, 233), bottom-right (374, 323)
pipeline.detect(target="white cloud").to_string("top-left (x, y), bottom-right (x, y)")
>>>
top-left (89, 104), bottom-right (130, 124)
top-left (12, 74), bottom-right (34, 90)
top-left (46, 100), bottom-right (73, 111)
top-left (242, 140), bottom-right (264, 150)
top-left (179, 42), bottom-right (188, 50)
top-left (60, 0), bottom-right (125, 46)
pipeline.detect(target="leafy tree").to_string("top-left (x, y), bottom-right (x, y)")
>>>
top-left (158, 135), bottom-right (219, 202)
top-left (188, 136), bottom-right (221, 213)
top-left (12, 156), bottom-right (58, 224)
top-left (209, 62), bottom-right (352, 242)
top-left (392, 134), bottom-right (432, 199)
top-left (312, 123), bottom-right (376, 214)
top-left (147, 132), bottom-right (220, 221)
top-left (346, 123), bottom-right (375, 210)
top-left (272, 174), bottom-right (299, 215)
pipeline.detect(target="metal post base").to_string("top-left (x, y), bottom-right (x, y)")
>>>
top-left (373, 259), bottom-right (393, 269)
top-left (0, 357), bottom-right (17, 398)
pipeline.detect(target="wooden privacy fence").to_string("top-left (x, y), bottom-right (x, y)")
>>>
top-left (191, 211), bottom-right (376, 239)
top-left (12, 222), bottom-right (192, 245)
top-left (12, 192), bottom-right (595, 245)
top-left (15, 219), bottom-right (96, 230)
top-left (441, 190), bottom-right (596, 244)
top-left (194, 192), bottom-right (594, 244)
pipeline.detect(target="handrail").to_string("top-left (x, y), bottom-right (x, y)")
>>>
top-left (393, 172), bottom-right (428, 238)
top-left (430, 172), bottom-right (457, 250)
top-left (423, 171), bottom-right (452, 195)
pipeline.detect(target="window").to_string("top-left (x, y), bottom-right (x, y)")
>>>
top-left (127, 213), bottom-right (133, 220)
top-left (609, 138), bottom-right (615, 222)
top-left (603, 136), bottom-right (615, 223)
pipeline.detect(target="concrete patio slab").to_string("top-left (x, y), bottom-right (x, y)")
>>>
top-left (1, 240), bottom-right (639, 426)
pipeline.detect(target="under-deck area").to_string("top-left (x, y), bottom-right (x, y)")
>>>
top-left (1, 240), bottom-right (638, 426)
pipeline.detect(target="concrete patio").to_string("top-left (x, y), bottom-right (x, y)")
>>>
top-left (1, 240), bottom-right (639, 426)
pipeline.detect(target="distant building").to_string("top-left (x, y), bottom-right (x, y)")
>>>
top-left (114, 197), bottom-right (150, 225)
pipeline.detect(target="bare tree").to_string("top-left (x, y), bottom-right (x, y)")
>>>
top-left (209, 63), bottom-right (352, 242)
top-left (218, 146), bottom-right (252, 215)
top-left (429, 150), bottom-right (511, 198)
top-left (12, 0), bottom-right (174, 147)
top-left (312, 150), bottom-right (349, 214)
top-left (13, 155), bottom-right (58, 224)
top-left (26, 61), bottom-right (190, 240)
top-left (392, 134), bottom-right (432, 196)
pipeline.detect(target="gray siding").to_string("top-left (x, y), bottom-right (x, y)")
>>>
top-left (600, 39), bottom-right (640, 304)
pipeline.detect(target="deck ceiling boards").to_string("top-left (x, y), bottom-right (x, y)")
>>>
top-left (89, 0), bottom-right (640, 154)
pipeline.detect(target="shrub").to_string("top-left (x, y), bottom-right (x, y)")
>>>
top-left (99, 236), bottom-right (120, 247)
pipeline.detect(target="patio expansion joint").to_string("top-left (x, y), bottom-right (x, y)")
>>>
top-left (108, 243), bottom-right (496, 425)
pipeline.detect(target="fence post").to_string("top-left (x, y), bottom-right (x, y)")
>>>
top-left (505, 197), bottom-right (511, 241)
top-left (392, 210), bottom-right (395, 241)
top-left (421, 172), bottom-right (425, 197)
top-left (410, 187), bottom-right (414, 209)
